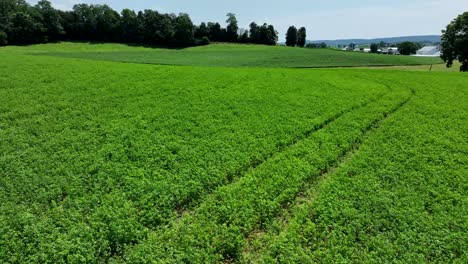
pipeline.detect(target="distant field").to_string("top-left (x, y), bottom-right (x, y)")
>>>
top-left (365, 61), bottom-right (462, 72)
top-left (25, 42), bottom-right (443, 68)
top-left (0, 43), bottom-right (466, 263)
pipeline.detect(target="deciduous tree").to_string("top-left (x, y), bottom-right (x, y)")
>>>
top-left (286, 26), bottom-right (297, 47)
top-left (120, 9), bottom-right (139, 43)
top-left (141, 10), bottom-right (174, 45)
top-left (34, 0), bottom-right (63, 41)
top-left (398, 41), bottom-right (419, 55)
top-left (239, 30), bottom-right (249, 43)
top-left (172, 13), bottom-right (194, 47)
top-left (249, 22), bottom-right (260, 43)
top-left (208, 22), bottom-right (223, 42)
top-left (0, 0), bottom-right (281, 48)
top-left (225, 13), bottom-right (238, 42)
top-left (8, 11), bottom-right (45, 44)
top-left (296, 27), bottom-right (306, 47)
top-left (195, 22), bottom-right (209, 40)
top-left (441, 12), bottom-right (468, 71)
top-left (0, 30), bottom-right (7, 45)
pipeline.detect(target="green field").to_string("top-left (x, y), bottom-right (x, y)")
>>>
top-left (365, 61), bottom-right (462, 72)
top-left (0, 43), bottom-right (466, 263)
top-left (27, 42), bottom-right (442, 68)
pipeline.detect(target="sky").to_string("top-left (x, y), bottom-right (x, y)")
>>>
top-left (26, 0), bottom-right (468, 41)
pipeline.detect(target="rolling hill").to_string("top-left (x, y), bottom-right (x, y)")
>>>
top-left (28, 42), bottom-right (442, 68)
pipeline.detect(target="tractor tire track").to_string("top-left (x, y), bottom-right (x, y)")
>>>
top-left (242, 86), bottom-right (415, 261)
top-left (124, 81), bottom-right (408, 263)
top-left (175, 89), bottom-right (389, 217)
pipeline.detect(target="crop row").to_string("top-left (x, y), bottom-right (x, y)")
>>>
top-left (244, 73), bottom-right (468, 263)
top-left (0, 51), bottom-right (386, 263)
top-left (121, 81), bottom-right (412, 263)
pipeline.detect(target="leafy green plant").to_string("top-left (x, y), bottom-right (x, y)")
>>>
top-left (0, 43), bottom-right (465, 263)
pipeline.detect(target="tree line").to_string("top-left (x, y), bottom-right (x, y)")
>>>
top-left (369, 41), bottom-right (423, 55)
top-left (0, 0), bottom-right (279, 47)
top-left (305, 42), bottom-right (327, 49)
top-left (285, 26), bottom-right (307, 47)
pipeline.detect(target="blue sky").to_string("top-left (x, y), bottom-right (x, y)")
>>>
top-left (27, 0), bottom-right (468, 41)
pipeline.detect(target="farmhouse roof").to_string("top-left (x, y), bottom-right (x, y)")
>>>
top-left (416, 45), bottom-right (440, 56)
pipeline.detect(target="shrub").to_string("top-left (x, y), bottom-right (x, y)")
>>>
top-left (0, 31), bottom-right (7, 46)
top-left (398, 41), bottom-right (419, 55)
top-left (199, 36), bottom-right (210, 46)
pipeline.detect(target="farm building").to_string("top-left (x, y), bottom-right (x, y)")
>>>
top-left (415, 45), bottom-right (441, 57)
top-left (381, 47), bottom-right (400, 55)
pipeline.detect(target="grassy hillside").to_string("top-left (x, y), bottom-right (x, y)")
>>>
top-left (0, 43), bottom-right (466, 263)
top-left (23, 42), bottom-right (443, 68)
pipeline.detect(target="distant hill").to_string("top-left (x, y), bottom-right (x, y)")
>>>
top-left (308, 35), bottom-right (441, 46)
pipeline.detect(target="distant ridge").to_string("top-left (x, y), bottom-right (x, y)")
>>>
top-left (308, 35), bottom-right (440, 46)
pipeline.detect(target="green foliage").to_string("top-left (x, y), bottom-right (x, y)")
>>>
top-left (246, 72), bottom-right (468, 263)
top-left (296, 27), bottom-right (306, 47)
top-left (194, 22), bottom-right (208, 40)
top-left (120, 9), bottom-right (140, 43)
top-left (0, 30), bottom-right (7, 45)
top-left (398, 41), bottom-right (419, 55)
top-left (127, 80), bottom-right (411, 263)
top-left (225, 13), bottom-right (238, 42)
top-left (249, 22), bottom-right (260, 43)
top-left (172, 13), bottom-right (194, 47)
top-left (34, 0), bottom-right (64, 40)
top-left (370, 43), bottom-right (379, 53)
top-left (0, 43), bottom-right (465, 263)
top-left (0, 44), bottom-right (383, 262)
top-left (441, 11), bottom-right (468, 71)
top-left (239, 31), bottom-right (249, 43)
top-left (305, 42), bottom-right (327, 49)
top-left (0, 0), bottom-right (277, 47)
top-left (7, 11), bottom-right (45, 44)
top-left (261, 24), bottom-right (278, 45)
top-left (197, 36), bottom-right (210, 46)
top-left (207, 22), bottom-right (223, 42)
top-left (286, 26), bottom-right (297, 47)
top-left (140, 9), bottom-right (174, 46)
